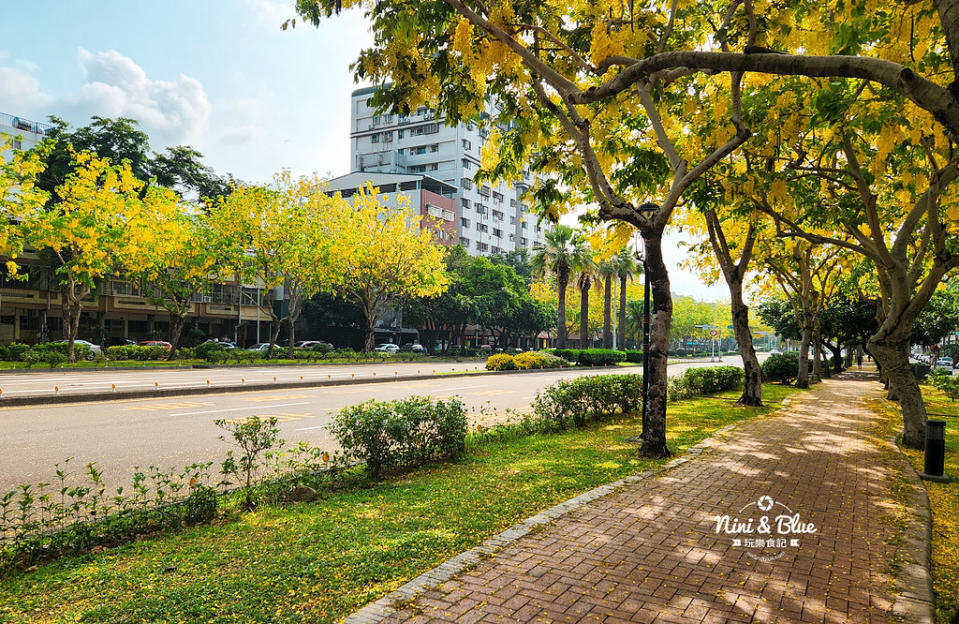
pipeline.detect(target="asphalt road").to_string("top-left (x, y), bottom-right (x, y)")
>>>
top-left (0, 360), bottom-right (489, 400)
top-left (0, 355), bottom-right (758, 495)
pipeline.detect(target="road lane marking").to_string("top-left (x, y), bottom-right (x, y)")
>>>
top-left (222, 412), bottom-right (312, 424)
top-left (123, 401), bottom-right (215, 411)
top-left (242, 393), bottom-right (314, 402)
top-left (169, 402), bottom-right (311, 416)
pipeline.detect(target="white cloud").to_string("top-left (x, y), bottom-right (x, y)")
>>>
top-left (69, 48), bottom-right (210, 148)
top-left (245, 0), bottom-right (296, 28)
top-left (0, 48), bottom-right (210, 150)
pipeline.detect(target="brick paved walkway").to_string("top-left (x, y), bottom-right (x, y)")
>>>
top-left (374, 374), bottom-right (919, 624)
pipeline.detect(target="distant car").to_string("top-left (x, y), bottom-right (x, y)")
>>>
top-left (375, 343), bottom-right (399, 353)
top-left (770, 349), bottom-right (782, 356)
top-left (204, 339), bottom-right (236, 349)
top-left (295, 340), bottom-right (334, 350)
top-left (138, 340), bottom-right (172, 351)
top-left (937, 357), bottom-right (953, 368)
top-left (399, 343), bottom-right (424, 353)
top-left (106, 337), bottom-right (137, 347)
top-left (52, 339), bottom-right (102, 359)
top-left (478, 344), bottom-right (492, 351)
top-left (247, 343), bottom-right (272, 353)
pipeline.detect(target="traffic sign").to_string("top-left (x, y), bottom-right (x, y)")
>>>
top-left (710, 329), bottom-right (718, 338)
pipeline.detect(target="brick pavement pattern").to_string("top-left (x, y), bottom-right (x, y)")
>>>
top-left (381, 375), bottom-right (907, 624)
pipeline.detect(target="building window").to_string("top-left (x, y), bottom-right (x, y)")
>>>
top-left (477, 242), bottom-right (489, 252)
top-left (371, 134), bottom-right (379, 143)
top-left (476, 203), bottom-right (487, 215)
top-left (398, 129), bottom-right (405, 139)
top-left (462, 139), bottom-right (471, 150)
top-left (460, 237), bottom-right (470, 247)
top-left (461, 198), bottom-right (471, 209)
top-left (428, 163), bottom-right (438, 171)
top-left (431, 144), bottom-right (439, 152)
top-left (510, 198), bottom-right (518, 208)
top-left (492, 191), bottom-right (503, 203)
top-left (522, 221), bottom-right (528, 229)
top-left (461, 217), bottom-right (471, 228)
top-left (493, 228), bottom-right (502, 238)
top-left (491, 246), bottom-right (501, 253)
top-left (510, 216), bottom-right (516, 224)
top-left (492, 210), bottom-right (503, 221)
top-left (478, 185), bottom-right (490, 197)
top-left (461, 177), bottom-right (473, 190)
top-left (461, 159), bottom-right (472, 170)
top-left (476, 223), bottom-right (488, 233)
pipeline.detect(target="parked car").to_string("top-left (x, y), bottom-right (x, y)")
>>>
top-left (52, 339), bottom-right (102, 359)
top-left (375, 343), bottom-right (399, 353)
top-left (138, 340), bottom-right (172, 351)
top-left (106, 337), bottom-right (137, 347)
top-left (937, 357), bottom-right (953, 368)
top-left (295, 340), bottom-right (334, 351)
top-left (247, 343), bottom-right (272, 353)
top-left (399, 343), bottom-right (424, 353)
top-left (203, 339), bottom-right (236, 349)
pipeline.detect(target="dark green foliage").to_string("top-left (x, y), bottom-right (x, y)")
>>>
top-left (668, 366), bottom-right (744, 399)
top-left (761, 352), bottom-right (811, 384)
top-left (104, 345), bottom-right (169, 361)
top-left (532, 374), bottom-right (643, 429)
top-left (622, 350), bottom-right (644, 363)
top-left (575, 349), bottom-right (627, 366)
top-left (194, 342), bottom-right (228, 361)
top-left (330, 397), bottom-right (468, 477)
top-left (911, 362), bottom-right (932, 381)
top-left (216, 416), bottom-right (284, 510)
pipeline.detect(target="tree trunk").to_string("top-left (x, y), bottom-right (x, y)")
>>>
top-left (603, 274), bottom-right (612, 349)
top-left (811, 326), bottom-right (823, 383)
top-left (364, 311), bottom-right (376, 353)
top-left (871, 338), bottom-right (926, 449)
top-left (796, 327), bottom-right (811, 389)
top-left (618, 275), bottom-right (627, 349)
top-left (557, 275), bottom-right (568, 348)
top-left (935, 0), bottom-right (959, 81)
top-left (728, 276), bottom-right (762, 406)
top-left (824, 341), bottom-right (842, 373)
top-left (579, 279), bottom-right (590, 349)
top-left (639, 230), bottom-right (672, 459)
top-left (287, 317), bottom-right (296, 359)
top-left (267, 320), bottom-right (282, 359)
top-left (168, 313), bottom-right (185, 360)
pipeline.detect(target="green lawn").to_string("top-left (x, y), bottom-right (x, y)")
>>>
top-left (900, 385), bottom-right (959, 624)
top-left (0, 384), bottom-right (799, 624)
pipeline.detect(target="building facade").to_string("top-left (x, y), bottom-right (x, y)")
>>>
top-left (0, 113), bottom-right (52, 156)
top-left (323, 171), bottom-right (458, 247)
top-left (350, 87), bottom-right (548, 255)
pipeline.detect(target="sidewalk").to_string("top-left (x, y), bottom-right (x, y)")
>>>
top-left (353, 372), bottom-right (931, 624)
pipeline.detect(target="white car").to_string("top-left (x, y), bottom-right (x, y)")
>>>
top-left (247, 343), bottom-right (272, 353)
top-left (375, 343), bottom-right (399, 353)
top-left (53, 339), bottom-right (102, 359)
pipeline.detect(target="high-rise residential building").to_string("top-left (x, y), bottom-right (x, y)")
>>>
top-left (350, 86), bottom-right (548, 256)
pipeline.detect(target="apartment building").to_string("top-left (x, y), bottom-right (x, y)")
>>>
top-left (349, 86), bottom-right (548, 256)
top-left (324, 171), bottom-right (458, 247)
top-left (0, 112), bottom-right (52, 159)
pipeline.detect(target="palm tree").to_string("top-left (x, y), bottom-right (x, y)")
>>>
top-left (574, 251), bottom-right (597, 348)
top-left (625, 298), bottom-right (646, 347)
top-left (531, 225), bottom-right (583, 348)
top-left (613, 249), bottom-right (639, 350)
top-left (597, 258), bottom-right (617, 348)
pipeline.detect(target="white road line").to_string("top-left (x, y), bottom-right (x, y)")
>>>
top-left (294, 425), bottom-right (328, 431)
top-left (169, 402), bottom-right (311, 416)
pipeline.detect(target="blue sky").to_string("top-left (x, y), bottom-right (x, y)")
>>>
top-left (0, 0), bottom-right (372, 182)
top-left (0, 0), bottom-right (726, 299)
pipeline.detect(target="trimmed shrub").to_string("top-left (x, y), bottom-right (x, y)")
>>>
top-left (2, 342), bottom-right (30, 361)
top-left (514, 351), bottom-right (547, 370)
top-left (931, 370), bottom-right (959, 400)
top-left (537, 351), bottom-right (570, 369)
top-left (104, 345), bottom-right (169, 361)
top-left (576, 348), bottom-right (626, 366)
top-left (552, 348), bottom-right (579, 362)
top-left (622, 350), bottom-right (644, 363)
top-left (761, 352), bottom-right (800, 384)
top-left (668, 366), bottom-right (744, 400)
top-left (194, 342), bottom-right (229, 362)
top-left (330, 396), bottom-right (467, 476)
top-left (486, 353), bottom-right (517, 371)
top-left (532, 374), bottom-right (643, 429)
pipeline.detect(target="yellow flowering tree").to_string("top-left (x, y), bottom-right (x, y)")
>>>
top-left (320, 184), bottom-right (449, 352)
top-left (209, 172), bottom-right (334, 358)
top-left (0, 136), bottom-right (50, 277)
top-left (17, 151), bottom-right (178, 361)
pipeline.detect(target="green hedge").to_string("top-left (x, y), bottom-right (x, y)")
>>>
top-left (622, 350), bottom-right (643, 363)
top-left (549, 348), bottom-right (626, 366)
top-left (532, 374), bottom-right (643, 429)
top-left (104, 345), bottom-right (170, 361)
top-left (329, 396), bottom-right (467, 476)
top-left (668, 366), bottom-right (743, 400)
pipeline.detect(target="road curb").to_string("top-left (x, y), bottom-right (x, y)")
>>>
top-left (878, 399), bottom-right (937, 623)
top-left (341, 392), bottom-right (791, 624)
top-left (0, 365), bottom-right (637, 408)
